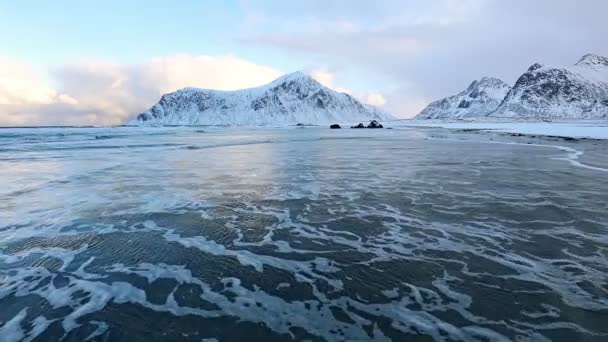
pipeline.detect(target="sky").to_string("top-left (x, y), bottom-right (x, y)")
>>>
top-left (1, 0), bottom-right (607, 126)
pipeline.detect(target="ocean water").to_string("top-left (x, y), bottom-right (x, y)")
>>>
top-left (0, 126), bottom-right (607, 341)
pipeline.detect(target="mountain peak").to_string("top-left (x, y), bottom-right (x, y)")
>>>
top-left (575, 53), bottom-right (608, 68)
top-left (528, 63), bottom-right (544, 72)
top-left (416, 77), bottom-right (510, 119)
top-left (286, 70), bottom-right (308, 78)
top-left (489, 54), bottom-right (608, 120)
top-left (132, 71), bottom-right (393, 125)
top-left (272, 71), bottom-right (316, 84)
top-left (466, 77), bottom-right (509, 93)
top-left (479, 76), bottom-right (503, 83)
top-left (476, 77), bottom-right (509, 88)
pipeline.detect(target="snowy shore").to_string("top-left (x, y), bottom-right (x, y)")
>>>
top-left (394, 120), bottom-right (608, 140)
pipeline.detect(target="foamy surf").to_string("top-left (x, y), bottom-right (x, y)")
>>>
top-left (1, 126), bottom-right (607, 341)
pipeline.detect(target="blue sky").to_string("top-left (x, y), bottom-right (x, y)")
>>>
top-left (1, 1), bottom-right (247, 62)
top-left (1, 0), bottom-right (607, 125)
top-left (0, 0), bottom-right (353, 73)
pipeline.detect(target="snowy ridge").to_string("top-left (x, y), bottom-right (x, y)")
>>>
top-left (415, 77), bottom-right (510, 119)
top-left (130, 71), bottom-right (394, 126)
top-left (490, 53), bottom-right (608, 119)
top-left (416, 54), bottom-right (608, 121)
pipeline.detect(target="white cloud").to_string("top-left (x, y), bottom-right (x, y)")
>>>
top-left (309, 68), bottom-right (391, 109)
top-left (0, 56), bottom-right (396, 125)
top-left (310, 69), bottom-right (336, 89)
top-left (0, 57), bottom-right (72, 106)
top-left (0, 55), bottom-right (284, 126)
top-left (309, 68), bottom-right (353, 94)
top-left (363, 92), bottom-right (387, 107)
top-left (143, 54), bottom-right (284, 93)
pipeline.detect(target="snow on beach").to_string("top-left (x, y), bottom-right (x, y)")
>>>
top-left (396, 120), bottom-right (608, 140)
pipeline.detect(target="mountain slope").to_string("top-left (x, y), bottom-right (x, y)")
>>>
top-left (415, 77), bottom-right (510, 119)
top-left (490, 54), bottom-right (608, 119)
top-left (130, 72), bottom-right (394, 125)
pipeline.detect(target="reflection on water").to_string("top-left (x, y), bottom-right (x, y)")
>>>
top-left (0, 126), bottom-right (607, 341)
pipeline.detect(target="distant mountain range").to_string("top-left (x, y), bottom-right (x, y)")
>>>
top-left (130, 72), bottom-right (394, 126)
top-left (416, 53), bottom-right (608, 120)
top-left (416, 77), bottom-right (510, 119)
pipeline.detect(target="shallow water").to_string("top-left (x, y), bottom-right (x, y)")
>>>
top-left (0, 126), bottom-right (607, 341)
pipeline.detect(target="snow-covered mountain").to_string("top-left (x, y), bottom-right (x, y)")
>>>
top-left (490, 54), bottom-right (608, 119)
top-left (415, 77), bottom-right (510, 119)
top-left (130, 71), bottom-right (394, 125)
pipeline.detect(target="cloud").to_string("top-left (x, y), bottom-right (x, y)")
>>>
top-left (242, 0), bottom-right (608, 117)
top-left (0, 55), bottom-right (393, 126)
top-left (0, 55), bottom-right (284, 126)
top-left (309, 68), bottom-right (352, 94)
top-left (3, 0), bottom-right (606, 123)
top-left (310, 69), bottom-right (336, 89)
top-left (309, 68), bottom-right (389, 108)
top-left (364, 93), bottom-right (387, 107)
top-left (143, 55), bottom-right (284, 93)
top-left (0, 58), bottom-right (74, 106)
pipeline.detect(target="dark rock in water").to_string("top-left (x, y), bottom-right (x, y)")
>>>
top-left (351, 121), bottom-right (384, 129)
top-left (367, 120), bottom-right (384, 129)
top-left (330, 124), bottom-right (341, 129)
